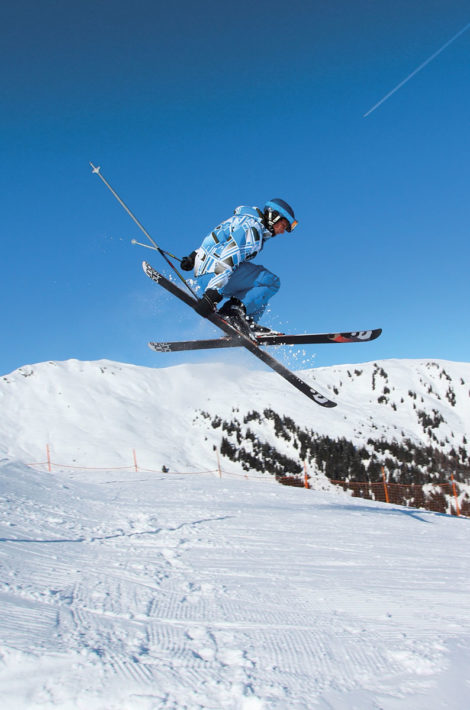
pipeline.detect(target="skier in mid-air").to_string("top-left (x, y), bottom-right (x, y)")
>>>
top-left (180, 198), bottom-right (298, 335)
top-left (91, 164), bottom-right (381, 407)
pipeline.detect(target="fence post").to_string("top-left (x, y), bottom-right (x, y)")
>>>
top-left (304, 461), bottom-right (309, 489)
top-left (46, 444), bottom-right (52, 472)
top-left (381, 466), bottom-right (390, 504)
top-left (451, 473), bottom-right (460, 516)
top-left (216, 449), bottom-right (222, 478)
top-left (132, 449), bottom-right (139, 473)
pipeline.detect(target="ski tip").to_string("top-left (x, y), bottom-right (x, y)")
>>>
top-left (369, 328), bottom-right (382, 342)
top-left (308, 389), bottom-right (337, 408)
top-left (332, 328), bottom-right (383, 343)
top-left (314, 395), bottom-right (337, 408)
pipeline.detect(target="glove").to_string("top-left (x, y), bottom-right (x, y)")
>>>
top-left (194, 288), bottom-right (222, 317)
top-left (181, 251), bottom-right (197, 271)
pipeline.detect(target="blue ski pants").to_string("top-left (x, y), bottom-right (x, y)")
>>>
top-left (197, 262), bottom-right (280, 321)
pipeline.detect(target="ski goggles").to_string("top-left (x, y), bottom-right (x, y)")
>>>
top-left (288, 219), bottom-right (298, 232)
top-left (271, 213), bottom-right (298, 232)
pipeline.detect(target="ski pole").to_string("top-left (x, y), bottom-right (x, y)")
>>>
top-left (90, 162), bottom-right (196, 296)
top-left (130, 239), bottom-right (182, 261)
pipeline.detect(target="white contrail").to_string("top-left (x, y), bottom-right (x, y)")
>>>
top-left (364, 20), bottom-right (470, 117)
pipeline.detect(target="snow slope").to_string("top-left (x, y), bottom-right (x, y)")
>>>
top-left (1, 358), bottom-right (470, 708)
top-left (1, 357), bottom-right (469, 473)
top-left (1, 459), bottom-right (470, 709)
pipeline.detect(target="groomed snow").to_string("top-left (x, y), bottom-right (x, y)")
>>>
top-left (1, 357), bottom-right (469, 708)
top-left (1, 459), bottom-right (469, 709)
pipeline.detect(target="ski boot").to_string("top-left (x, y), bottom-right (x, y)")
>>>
top-left (218, 298), bottom-right (254, 338)
top-left (245, 318), bottom-right (281, 337)
top-left (218, 299), bottom-right (280, 338)
top-left (195, 288), bottom-right (223, 317)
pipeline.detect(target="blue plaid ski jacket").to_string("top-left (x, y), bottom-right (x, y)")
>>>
top-left (193, 205), bottom-right (272, 291)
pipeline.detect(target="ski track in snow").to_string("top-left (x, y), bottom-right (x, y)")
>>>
top-left (1, 461), bottom-right (470, 709)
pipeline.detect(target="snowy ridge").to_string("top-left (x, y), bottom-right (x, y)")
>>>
top-left (1, 357), bottom-right (469, 475)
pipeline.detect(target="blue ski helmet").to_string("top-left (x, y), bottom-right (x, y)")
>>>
top-left (264, 198), bottom-right (298, 234)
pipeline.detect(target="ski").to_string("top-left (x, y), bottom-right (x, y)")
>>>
top-left (149, 328), bottom-right (382, 353)
top-left (142, 261), bottom-right (337, 408)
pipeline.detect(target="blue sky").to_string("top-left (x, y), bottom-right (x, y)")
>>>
top-left (2, 0), bottom-right (469, 377)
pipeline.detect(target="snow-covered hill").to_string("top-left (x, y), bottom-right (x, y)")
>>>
top-left (1, 358), bottom-right (470, 708)
top-left (1, 357), bottom-right (469, 473)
